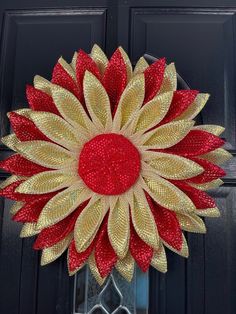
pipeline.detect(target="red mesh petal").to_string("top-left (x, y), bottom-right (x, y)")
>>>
top-left (8, 112), bottom-right (49, 142)
top-left (186, 157), bottom-right (225, 184)
top-left (146, 193), bottom-right (182, 251)
top-left (51, 62), bottom-right (81, 101)
top-left (26, 85), bottom-right (59, 115)
top-left (95, 218), bottom-right (117, 277)
top-left (129, 223), bottom-right (153, 272)
top-left (144, 58), bottom-right (166, 104)
top-left (159, 90), bottom-right (198, 125)
top-left (33, 200), bottom-right (89, 249)
top-left (12, 196), bottom-right (51, 223)
top-left (103, 49), bottom-right (127, 114)
top-left (0, 154), bottom-right (48, 176)
top-left (172, 180), bottom-right (216, 209)
top-left (165, 130), bottom-right (225, 157)
top-left (68, 239), bottom-right (94, 273)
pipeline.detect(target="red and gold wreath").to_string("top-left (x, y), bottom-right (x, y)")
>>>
top-left (0, 45), bottom-right (231, 284)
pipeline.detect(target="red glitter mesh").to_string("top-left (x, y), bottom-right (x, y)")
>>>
top-left (130, 223), bottom-right (153, 272)
top-left (13, 196), bottom-right (51, 223)
top-left (186, 157), bottom-right (225, 184)
top-left (51, 62), bottom-right (81, 101)
top-left (103, 49), bottom-right (127, 114)
top-left (144, 58), bottom-right (166, 104)
top-left (95, 218), bottom-right (117, 277)
top-left (68, 239), bottom-right (94, 273)
top-left (9, 112), bottom-right (49, 142)
top-left (159, 90), bottom-right (198, 125)
top-left (0, 154), bottom-right (49, 176)
top-left (78, 134), bottom-right (141, 195)
top-left (34, 200), bottom-right (89, 249)
top-left (26, 85), bottom-right (59, 115)
top-left (172, 181), bottom-right (216, 209)
top-left (165, 130), bottom-right (225, 157)
top-left (146, 193), bottom-right (182, 251)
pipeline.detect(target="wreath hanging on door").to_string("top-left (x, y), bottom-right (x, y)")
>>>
top-left (0, 45), bottom-right (231, 284)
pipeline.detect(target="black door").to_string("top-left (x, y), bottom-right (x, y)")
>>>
top-left (0, 1), bottom-right (235, 314)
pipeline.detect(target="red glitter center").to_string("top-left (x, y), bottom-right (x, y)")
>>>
top-left (78, 134), bottom-right (141, 195)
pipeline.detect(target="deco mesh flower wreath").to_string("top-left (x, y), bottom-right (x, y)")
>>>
top-left (0, 45), bottom-right (231, 284)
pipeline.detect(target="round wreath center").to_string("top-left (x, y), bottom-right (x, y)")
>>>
top-left (78, 133), bottom-right (141, 195)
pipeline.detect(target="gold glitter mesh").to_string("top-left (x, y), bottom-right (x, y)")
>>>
top-left (34, 75), bottom-right (52, 95)
top-left (158, 63), bottom-right (177, 94)
top-left (88, 253), bottom-right (106, 286)
top-left (20, 222), bottom-right (40, 238)
top-left (1, 134), bottom-right (20, 151)
top-left (108, 198), bottom-right (130, 258)
top-left (16, 170), bottom-right (78, 194)
top-left (193, 124), bottom-right (225, 136)
top-left (16, 140), bottom-right (75, 169)
top-left (28, 111), bottom-right (80, 151)
top-left (143, 175), bottom-right (195, 213)
top-left (151, 242), bottom-right (167, 273)
top-left (134, 92), bottom-right (173, 133)
top-left (0, 175), bottom-right (22, 189)
top-left (195, 207), bottom-right (220, 217)
top-left (133, 57), bottom-right (149, 75)
top-left (142, 120), bottom-right (194, 148)
top-left (10, 201), bottom-right (24, 215)
top-left (59, 57), bottom-right (76, 80)
top-left (114, 74), bottom-right (145, 130)
top-left (36, 185), bottom-right (86, 229)
top-left (175, 93), bottom-right (209, 121)
top-left (41, 233), bottom-right (73, 266)
top-left (200, 148), bottom-right (232, 165)
top-left (51, 85), bottom-right (91, 131)
top-left (91, 44), bottom-right (108, 75)
top-left (189, 179), bottom-right (223, 191)
top-left (163, 234), bottom-right (189, 257)
top-left (116, 252), bottom-right (135, 282)
top-left (75, 198), bottom-right (108, 252)
top-left (83, 71), bottom-right (112, 129)
top-left (147, 152), bottom-right (203, 179)
top-left (118, 47), bottom-right (133, 82)
top-left (176, 212), bottom-right (206, 233)
top-left (131, 190), bottom-right (159, 249)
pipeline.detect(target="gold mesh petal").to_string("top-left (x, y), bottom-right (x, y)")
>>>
top-left (41, 233), bottom-right (73, 266)
top-left (163, 233), bottom-right (189, 258)
top-left (142, 120), bottom-right (194, 149)
top-left (119, 46), bottom-right (133, 81)
top-left (10, 201), bottom-right (24, 215)
top-left (189, 179), bottom-right (223, 191)
top-left (142, 174), bottom-right (195, 213)
top-left (36, 184), bottom-right (89, 229)
top-left (146, 152), bottom-right (204, 179)
top-left (195, 207), bottom-right (220, 217)
top-left (133, 57), bottom-right (149, 75)
top-left (159, 63), bottom-right (177, 94)
top-left (116, 252), bottom-right (135, 282)
top-left (113, 74), bottom-right (145, 130)
top-left (108, 198), bottom-right (130, 258)
top-left (131, 189), bottom-right (159, 250)
top-left (71, 52), bottom-right (77, 70)
top-left (151, 242), bottom-right (167, 273)
top-left (91, 44), bottom-right (108, 75)
top-left (58, 57), bottom-right (76, 80)
top-left (0, 175), bottom-right (22, 189)
top-left (74, 198), bottom-right (108, 252)
top-left (88, 253), bottom-right (106, 285)
top-left (175, 93), bottom-right (209, 121)
top-left (133, 92), bottom-right (173, 134)
top-left (199, 148), bottom-right (232, 165)
top-left (193, 124), bottom-right (225, 136)
top-left (16, 170), bottom-right (78, 194)
top-left (28, 111), bottom-right (80, 151)
top-left (83, 71), bottom-right (112, 129)
top-left (176, 212), bottom-right (206, 233)
top-left (34, 75), bottom-right (52, 95)
top-left (1, 134), bottom-right (20, 151)
top-left (16, 140), bottom-right (76, 169)
top-left (51, 84), bottom-right (91, 132)
top-left (20, 222), bottom-right (40, 237)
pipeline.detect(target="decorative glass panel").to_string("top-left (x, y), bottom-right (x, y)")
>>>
top-left (74, 267), bottom-right (149, 314)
